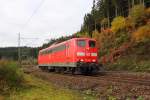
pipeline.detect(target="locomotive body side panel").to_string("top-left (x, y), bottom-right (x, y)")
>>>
top-left (38, 39), bottom-right (77, 67)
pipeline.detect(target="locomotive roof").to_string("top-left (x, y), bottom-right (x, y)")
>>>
top-left (39, 38), bottom-right (95, 52)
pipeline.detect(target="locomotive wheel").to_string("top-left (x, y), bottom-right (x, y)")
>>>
top-left (80, 67), bottom-right (88, 75)
top-left (60, 67), bottom-right (66, 74)
top-left (71, 68), bottom-right (75, 74)
top-left (48, 67), bottom-right (55, 72)
top-left (91, 67), bottom-right (99, 74)
top-left (55, 67), bottom-right (61, 73)
top-left (73, 67), bottom-right (81, 75)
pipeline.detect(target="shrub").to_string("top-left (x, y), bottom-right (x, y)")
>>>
top-left (129, 5), bottom-right (145, 27)
top-left (132, 24), bottom-right (150, 42)
top-left (0, 60), bottom-right (24, 88)
top-left (111, 16), bottom-right (126, 33)
top-left (111, 16), bottom-right (130, 46)
top-left (92, 30), bottom-right (101, 49)
top-left (101, 18), bottom-right (108, 25)
top-left (100, 29), bottom-right (115, 48)
top-left (99, 29), bottom-right (115, 56)
top-left (125, 17), bottom-right (135, 32)
top-left (101, 18), bottom-right (109, 28)
top-left (115, 31), bottom-right (130, 46)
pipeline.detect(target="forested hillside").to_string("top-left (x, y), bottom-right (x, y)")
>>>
top-left (79, 0), bottom-right (150, 35)
top-left (78, 0), bottom-right (150, 72)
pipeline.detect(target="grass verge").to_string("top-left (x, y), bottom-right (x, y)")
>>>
top-left (2, 75), bottom-right (97, 100)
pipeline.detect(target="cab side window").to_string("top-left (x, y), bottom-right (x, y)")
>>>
top-left (89, 40), bottom-right (95, 48)
top-left (77, 40), bottom-right (86, 47)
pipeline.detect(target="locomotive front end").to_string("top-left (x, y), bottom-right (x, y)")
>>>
top-left (75, 38), bottom-right (102, 74)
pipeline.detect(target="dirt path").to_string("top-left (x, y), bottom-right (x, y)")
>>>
top-left (23, 66), bottom-right (150, 100)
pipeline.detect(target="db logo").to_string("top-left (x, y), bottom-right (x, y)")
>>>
top-left (86, 53), bottom-right (90, 56)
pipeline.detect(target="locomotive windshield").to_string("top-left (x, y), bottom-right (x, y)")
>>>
top-left (89, 40), bottom-right (95, 48)
top-left (77, 40), bottom-right (86, 47)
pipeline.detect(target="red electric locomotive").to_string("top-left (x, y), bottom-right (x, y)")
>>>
top-left (38, 38), bottom-right (103, 74)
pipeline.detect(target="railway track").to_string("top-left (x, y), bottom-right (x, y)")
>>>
top-left (63, 72), bottom-right (150, 86)
top-left (23, 66), bottom-right (150, 86)
top-left (90, 75), bottom-right (150, 86)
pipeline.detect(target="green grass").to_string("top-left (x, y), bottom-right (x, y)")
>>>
top-left (0, 60), bottom-right (24, 94)
top-left (106, 56), bottom-right (150, 72)
top-left (0, 60), bottom-right (97, 100)
top-left (4, 75), bottom-right (97, 100)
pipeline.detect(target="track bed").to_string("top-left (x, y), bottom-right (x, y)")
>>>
top-left (23, 66), bottom-right (150, 99)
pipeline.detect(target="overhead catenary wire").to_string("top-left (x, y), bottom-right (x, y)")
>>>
top-left (21, 0), bottom-right (45, 31)
top-left (18, 0), bottom-right (46, 65)
top-left (19, 0), bottom-right (46, 47)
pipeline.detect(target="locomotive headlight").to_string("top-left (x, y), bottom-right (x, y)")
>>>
top-left (92, 59), bottom-right (96, 62)
top-left (91, 53), bottom-right (97, 56)
top-left (80, 59), bottom-right (84, 62)
top-left (77, 52), bottom-right (85, 56)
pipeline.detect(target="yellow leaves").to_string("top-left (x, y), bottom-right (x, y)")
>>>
top-left (129, 4), bottom-right (145, 23)
top-left (111, 16), bottom-right (126, 33)
top-left (133, 25), bottom-right (150, 42)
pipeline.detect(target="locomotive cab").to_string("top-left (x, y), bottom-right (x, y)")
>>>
top-left (76, 39), bottom-right (98, 63)
top-left (75, 38), bottom-right (100, 74)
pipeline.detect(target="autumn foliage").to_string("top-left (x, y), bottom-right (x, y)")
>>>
top-left (133, 24), bottom-right (150, 42)
top-left (111, 16), bottom-right (126, 33)
top-left (77, 6), bottom-right (150, 65)
top-left (129, 5), bottom-right (145, 27)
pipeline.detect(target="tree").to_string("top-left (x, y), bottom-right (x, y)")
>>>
top-left (112, 0), bottom-right (119, 17)
top-left (82, 14), bottom-right (95, 37)
top-left (80, 0), bottom-right (149, 35)
top-left (103, 0), bottom-right (111, 27)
